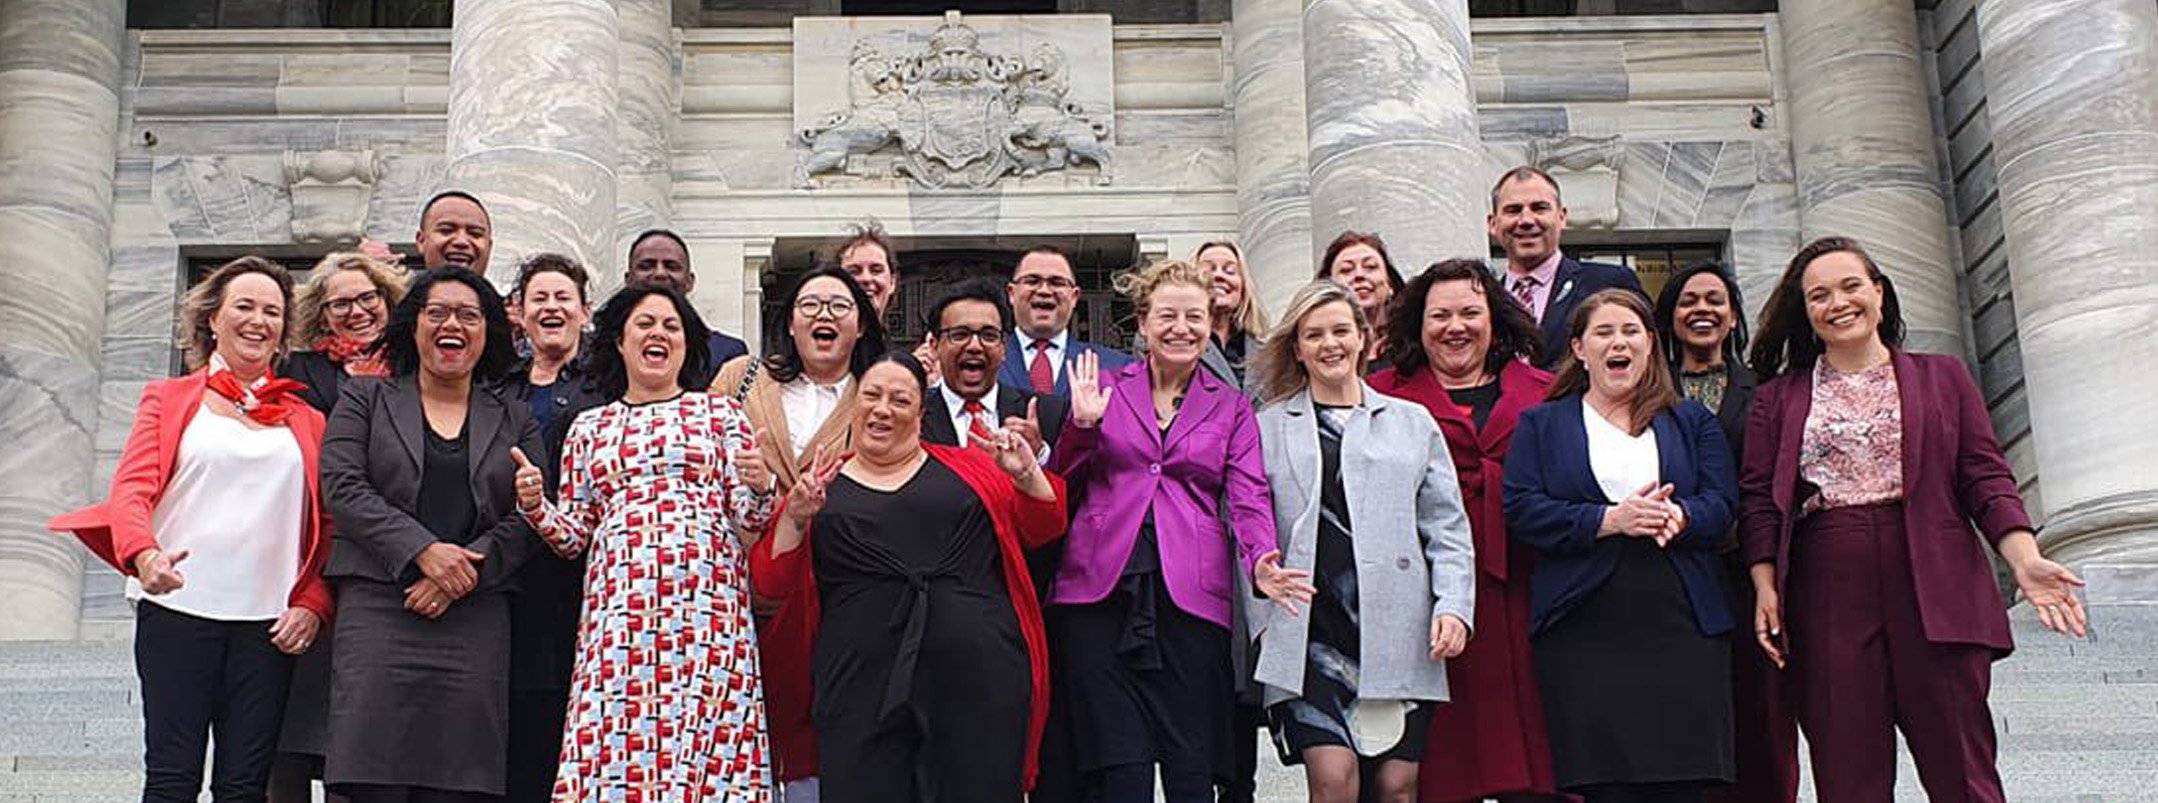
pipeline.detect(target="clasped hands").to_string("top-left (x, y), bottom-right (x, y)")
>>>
top-left (1602, 481), bottom-right (1688, 546)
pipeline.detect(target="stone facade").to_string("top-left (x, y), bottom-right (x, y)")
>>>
top-left (4, 2), bottom-right (2155, 636)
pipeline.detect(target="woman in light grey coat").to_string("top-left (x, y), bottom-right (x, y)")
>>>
top-left (1250, 280), bottom-right (1477, 803)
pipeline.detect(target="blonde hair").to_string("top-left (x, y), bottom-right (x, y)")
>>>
top-left (1253, 280), bottom-right (1370, 406)
top-left (292, 252), bottom-right (410, 346)
top-left (1112, 258), bottom-right (1212, 314)
top-left (177, 256), bottom-right (297, 371)
top-left (1193, 241), bottom-right (1271, 338)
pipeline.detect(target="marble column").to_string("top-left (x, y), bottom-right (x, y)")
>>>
top-left (1779, 0), bottom-right (1964, 357)
top-left (1301, 0), bottom-right (1485, 273)
top-left (445, 0), bottom-right (619, 289)
top-left (1232, 0), bottom-right (1314, 316)
top-left (0, 0), bottom-right (126, 640)
top-left (613, 0), bottom-right (675, 300)
top-left (1975, 0), bottom-right (2158, 572)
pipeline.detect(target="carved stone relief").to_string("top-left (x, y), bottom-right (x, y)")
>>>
top-left (1525, 135), bottom-right (1623, 229)
top-left (283, 149), bottom-right (385, 244)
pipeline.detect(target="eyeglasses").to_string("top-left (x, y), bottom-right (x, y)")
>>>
top-left (1011, 275), bottom-right (1077, 291)
top-left (422, 304), bottom-right (485, 326)
top-left (325, 289), bottom-right (384, 316)
top-left (937, 326), bottom-right (1005, 346)
top-left (794, 296), bottom-right (857, 319)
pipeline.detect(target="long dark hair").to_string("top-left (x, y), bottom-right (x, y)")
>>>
top-left (1653, 259), bottom-right (1749, 376)
top-left (764, 265), bottom-right (887, 383)
top-left (585, 285), bottom-right (714, 400)
top-left (1384, 258), bottom-right (1542, 376)
top-left (1315, 230), bottom-right (1408, 297)
top-left (1747, 236), bottom-right (1905, 380)
top-left (1547, 289), bottom-right (1679, 436)
top-left (383, 266), bottom-right (517, 383)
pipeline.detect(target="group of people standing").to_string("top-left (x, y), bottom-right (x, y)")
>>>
top-left (54, 165), bottom-right (2089, 803)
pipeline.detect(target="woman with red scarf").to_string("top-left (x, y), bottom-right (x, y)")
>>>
top-left (285, 251), bottom-right (408, 413)
top-left (51, 256), bottom-right (334, 803)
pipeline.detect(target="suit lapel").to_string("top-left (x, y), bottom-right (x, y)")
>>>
top-left (1652, 409), bottom-right (1683, 493)
top-left (1774, 371), bottom-right (1811, 514)
top-left (1892, 350), bottom-right (1925, 487)
top-left (1165, 368), bottom-right (1226, 450)
top-left (1279, 391), bottom-right (1318, 515)
top-left (1555, 395), bottom-right (1605, 503)
top-left (1110, 362), bottom-right (1155, 445)
top-left (466, 388), bottom-right (504, 505)
top-left (922, 392), bottom-right (959, 446)
top-left (1540, 258), bottom-right (1583, 349)
top-left (1486, 361), bottom-right (1542, 451)
top-left (385, 376), bottom-right (425, 475)
top-left (157, 373), bottom-right (210, 476)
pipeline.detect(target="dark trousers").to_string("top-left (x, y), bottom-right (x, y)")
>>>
top-left (1709, 561), bottom-right (1800, 803)
top-left (1575, 781), bottom-right (1710, 803)
top-left (1787, 504), bottom-right (2005, 803)
top-left (340, 786), bottom-right (499, 803)
top-left (136, 602), bottom-right (295, 803)
top-left (504, 687), bottom-right (568, 803)
top-left (1216, 702), bottom-right (1260, 803)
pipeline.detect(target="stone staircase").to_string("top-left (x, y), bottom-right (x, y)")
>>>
top-left (4, 602), bottom-right (2154, 802)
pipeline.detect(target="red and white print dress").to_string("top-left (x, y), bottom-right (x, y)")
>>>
top-left (527, 392), bottom-right (778, 803)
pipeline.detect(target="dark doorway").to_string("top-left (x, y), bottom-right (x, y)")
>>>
top-left (841, 0), bottom-right (1057, 14)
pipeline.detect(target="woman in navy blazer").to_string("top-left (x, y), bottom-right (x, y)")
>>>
top-left (1740, 237), bottom-right (2086, 803)
top-left (1048, 259), bottom-right (1312, 803)
top-left (1502, 289), bottom-right (1738, 803)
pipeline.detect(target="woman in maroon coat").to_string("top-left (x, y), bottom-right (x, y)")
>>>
top-left (1741, 237), bottom-right (2087, 802)
top-left (1369, 259), bottom-right (1558, 803)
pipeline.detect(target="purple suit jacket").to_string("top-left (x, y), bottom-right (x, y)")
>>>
top-left (1739, 349), bottom-right (2033, 654)
top-left (1048, 359), bottom-right (1276, 628)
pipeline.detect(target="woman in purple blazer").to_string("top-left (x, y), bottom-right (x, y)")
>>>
top-left (1740, 236), bottom-right (2087, 803)
top-left (1048, 259), bottom-right (1313, 803)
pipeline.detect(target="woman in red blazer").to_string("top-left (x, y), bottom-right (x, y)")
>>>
top-left (751, 351), bottom-right (1068, 802)
top-left (1740, 236), bottom-right (2087, 803)
top-left (50, 257), bottom-right (333, 803)
top-left (1368, 259), bottom-right (1560, 803)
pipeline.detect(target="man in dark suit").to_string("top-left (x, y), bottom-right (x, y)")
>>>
top-left (623, 228), bottom-right (751, 376)
top-left (1489, 166), bottom-right (1647, 369)
top-left (922, 278), bottom-right (1068, 459)
top-left (999, 244), bottom-right (1133, 397)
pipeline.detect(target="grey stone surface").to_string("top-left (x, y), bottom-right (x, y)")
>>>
top-left (1230, 0), bottom-right (1313, 315)
top-left (1975, 0), bottom-right (2158, 576)
top-left (615, 0), bottom-right (677, 299)
top-left (446, 0), bottom-right (620, 288)
top-left (1781, 0), bottom-right (1966, 358)
top-left (1302, 0), bottom-right (1485, 269)
top-left (0, 0), bottom-right (125, 641)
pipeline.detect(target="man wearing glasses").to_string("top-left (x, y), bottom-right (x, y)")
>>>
top-left (922, 278), bottom-right (1067, 460)
top-left (1000, 245), bottom-right (1133, 398)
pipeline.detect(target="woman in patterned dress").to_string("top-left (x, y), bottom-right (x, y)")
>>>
top-left (514, 285), bottom-right (779, 803)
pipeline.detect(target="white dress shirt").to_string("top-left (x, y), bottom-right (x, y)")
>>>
top-left (938, 382), bottom-right (1054, 464)
top-left (1018, 329), bottom-right (1073, 386)
top-left (132, 403), bottom-right (305, 620)
top-left (780, 373), bottom-right (853, 456)
top-left (1584, 401), bottom-right (1661, 503)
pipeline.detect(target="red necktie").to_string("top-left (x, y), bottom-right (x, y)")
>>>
top-left (1028, 339), bottom-right (1055, 394)
top-left (1512, 276), bottom-right (1541, 322)
top-left (961, 399), bottom-right (996, 445)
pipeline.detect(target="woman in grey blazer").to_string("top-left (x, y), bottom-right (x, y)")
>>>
top-left (1250, 281), bottom-right (1477, 803)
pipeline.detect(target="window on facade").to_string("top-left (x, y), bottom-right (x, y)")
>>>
top-left (1470, 0), bottom-right (1774, 15)
top-left (322, 0), bottom-right (452, 27)
top-left (1548, 242), bottom-right (1724, 301)
top-left (841, 0), bottom-right (1057, 14)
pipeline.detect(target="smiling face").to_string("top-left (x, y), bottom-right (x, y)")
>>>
top-left (790, 276), bottom-right (861, 379)
top-left (1196, 244), bottom-right (1246, 319)
top-left (1143, 282), bottom-right (1212, 372)
top-left (322, 268), bottom-right (387, 344)
top-left (1008, 251), bottom-right (1079, 340)
top-left (840, 241), bottom-right (896, 314)
top-left (1571, 301), bottom-right (1654, 400)
top-left (416, 280), bottom-right (486, 383)
top-left (1421, 278), bottom-right (1493, 386)
top-left (416, 196), bottom-right (492, 272)
top-left (934, 298), bottom-right (1005, 400)
top-left (627, 236), bottom-right (694, 294)
top-left (1488, 173), bottom-right (1568, 270)
top-left (617, 293), bottom-right (686, 395)
top-left (1801, 251), bottom-right (1886, 352)
top-left (211, 272), bottom-right (286, 375)
top-left (1672, 271), bottom-right (1737, 361)
top-left (852, 360), bottom-right (924, 460)
top-left (1295, 300), bottom-right (1365, 389)
top-left (1327, 243), bottom-right (1393, 320)
top-left (520, 271), bottom-right (588, 358)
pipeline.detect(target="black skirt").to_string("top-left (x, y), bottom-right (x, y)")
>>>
top-left (1531, 540), bottom-right (1734, 789)
top-left (324, 579), bottom-right (512, 796)
top-left (1052, 541), bottom-right (1231, 776)
top-left (275, 631), bottom-right (334, 758)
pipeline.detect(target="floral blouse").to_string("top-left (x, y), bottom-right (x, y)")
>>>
top-left (1799, 359), bottom-right (1904, 513)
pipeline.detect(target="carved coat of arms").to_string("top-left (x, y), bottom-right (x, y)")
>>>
top-left (795, 12), bottom-right (1113, 190)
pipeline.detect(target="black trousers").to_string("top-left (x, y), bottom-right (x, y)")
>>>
top-left (136, 601), bottom-right (295, 803)
top-left (504, 687), bottom-right (569, 803)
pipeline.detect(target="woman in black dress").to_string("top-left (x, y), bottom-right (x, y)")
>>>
top-left (320, 268), bottom-right (541, 803)
top-left (750, 352), bottom-right (1068, 803)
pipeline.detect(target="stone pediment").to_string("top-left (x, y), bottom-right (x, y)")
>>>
top-left (791, 12), bottom-right (1115, 190)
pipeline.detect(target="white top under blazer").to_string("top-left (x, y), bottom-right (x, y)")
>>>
top-left (130, 402), bottom-right (305, 621)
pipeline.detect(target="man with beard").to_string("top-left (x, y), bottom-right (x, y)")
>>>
top-left (1488, 166), bottom-right (1645, 369)
top-left (999, 245), bottom-right (1132, 397)
top-left (625, 228), bottom-right (751, 378)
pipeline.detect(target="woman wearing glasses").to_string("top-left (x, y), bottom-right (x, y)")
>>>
top-left (711, 265), bottom-right (888, 800)
top-left (319, 267), bottom-right (543, 802)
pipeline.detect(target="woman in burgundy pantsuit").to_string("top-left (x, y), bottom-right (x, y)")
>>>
top-left (1741, 236), bottom-right (2088, 803)
top-left (1369, 259), bottom-right (1559, 803)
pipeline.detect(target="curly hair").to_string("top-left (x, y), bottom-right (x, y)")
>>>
top-left (1384, 259), bottom-right (1542, 376)
top-left (292, 252), bottom-right (410, 346)
top-left (512, 252), bottom-right (590, 304)
top-left (584, 285), bottom-right (713, 401)
top-left (381, 267), bottom-right (518, 383)
top-left (178, 256), bottom-right (297, 371)
top-left (1113, 258), bottom-right (1212, 314)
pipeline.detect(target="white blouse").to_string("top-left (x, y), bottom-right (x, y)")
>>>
top-left (779, 373), bottom-right (852, 456)
top-left (1583, 402), bottom-right (1661, 504)
top-left (132, 403), bottom-right (305, 621)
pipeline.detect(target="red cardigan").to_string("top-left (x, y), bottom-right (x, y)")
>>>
top-left (47, 370), bottom-right (335, 622)
top-left (750, 444), bottom-right (1067, 788)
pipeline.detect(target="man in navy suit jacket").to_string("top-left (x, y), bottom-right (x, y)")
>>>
top-left (623, 228), bottom-right (750, 376)
top-left (1489, 167), bottom-right (1647, 369)
top-left (999, 244), bottom-right (1133, 397)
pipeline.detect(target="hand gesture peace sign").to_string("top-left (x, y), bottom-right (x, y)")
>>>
top-left (1001, 397), bottom-right (1047, 456)
top-left (1068, 351), bottom-right (1114, 428)
top-left (785, 444), bottom-right (848, 526)
top-left (970, 422), bottom-right (1041, 480)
